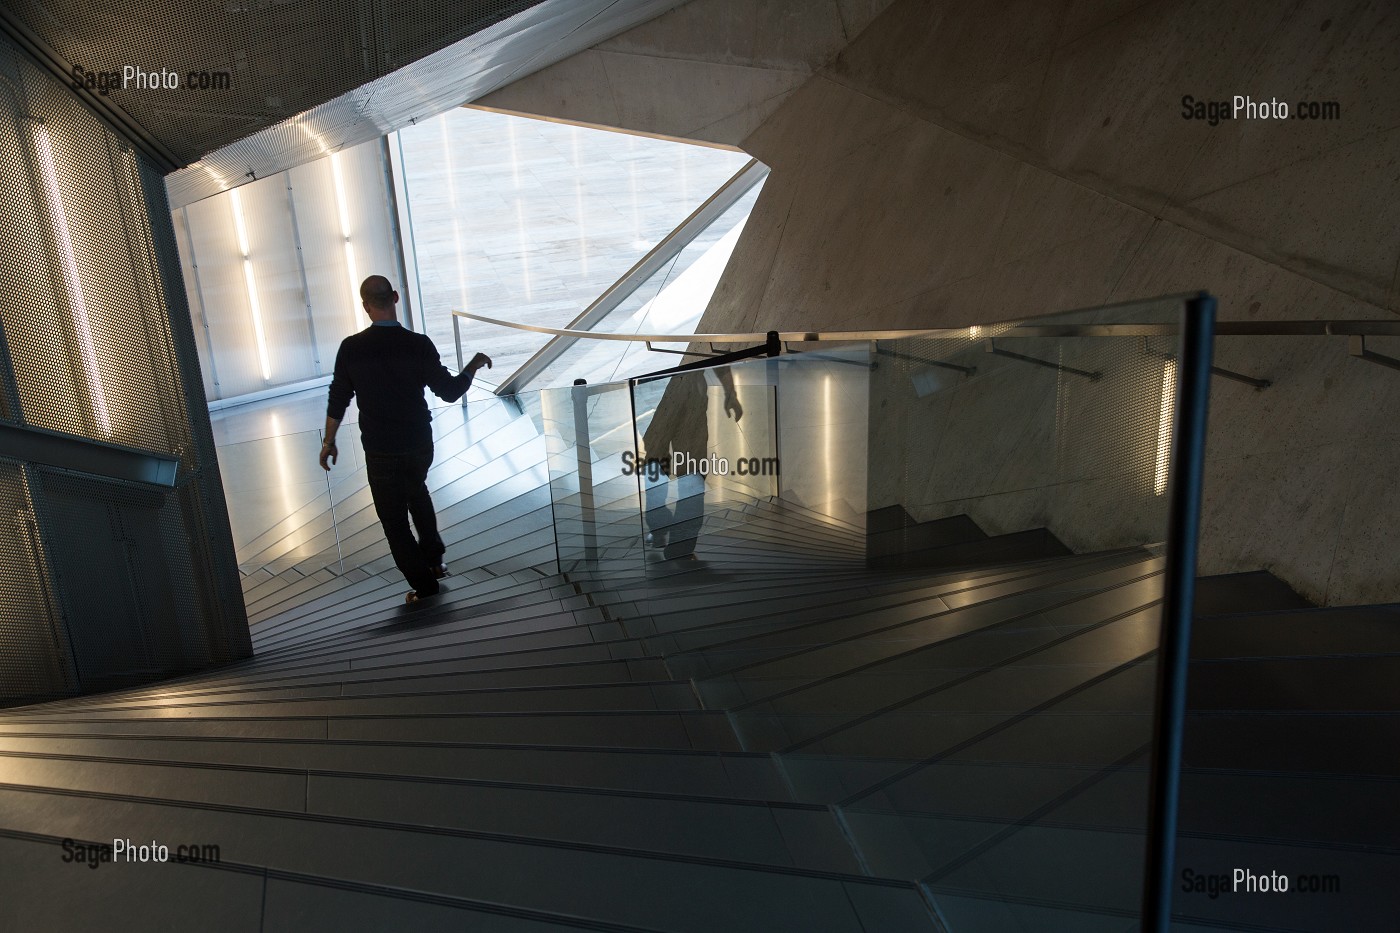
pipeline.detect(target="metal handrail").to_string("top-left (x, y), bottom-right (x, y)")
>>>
top-left (452, 309), bottom-right (952, 344)
top-left (452, 282), bottom-right (1400, 398)
top-left (456, 309), bottom-right (1400, 344)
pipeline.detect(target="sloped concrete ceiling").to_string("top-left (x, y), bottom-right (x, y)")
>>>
top-left (703, 0), bottom-right (1400, 331)
top-left (475, 0), bottom-right (900, 145)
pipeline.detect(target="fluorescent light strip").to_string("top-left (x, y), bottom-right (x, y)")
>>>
top-left (330, 152), bottom-right (352, 237)
top-left (1154, 358), bottom-right (1178, 496)
top-left (229, 189), bottom-right (272, 381)
top-left (330, 151), bottom-right (362, 328)
top-left (33, 125), bottom-right (112, 435)
top-left (343, 240), bottom-right (359, 308)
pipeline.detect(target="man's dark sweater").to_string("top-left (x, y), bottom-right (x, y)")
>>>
top-left (326, 322), bottom-right (474, 454)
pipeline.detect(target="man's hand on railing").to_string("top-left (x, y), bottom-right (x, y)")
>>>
top-left (319, 439), bottom-right (338, 472)
top-left (725, 395), bottom-right (743, 422)
top-left (466, 352), bottom-right (493, 375)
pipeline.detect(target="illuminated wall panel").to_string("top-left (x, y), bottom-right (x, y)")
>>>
top-left (179, 139), bottom-right (398, 400)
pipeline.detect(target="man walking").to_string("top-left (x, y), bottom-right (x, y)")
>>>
top-left (319, 275), bottom-right (491, 604)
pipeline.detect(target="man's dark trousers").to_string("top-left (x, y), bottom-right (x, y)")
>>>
top-left (364, 444), bottom-right (443, 596)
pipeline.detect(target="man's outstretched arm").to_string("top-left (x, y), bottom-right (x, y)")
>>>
top-left (425, 346), bottom-right (492, 403)
top-left (322, 346), bottom-right (353, 470)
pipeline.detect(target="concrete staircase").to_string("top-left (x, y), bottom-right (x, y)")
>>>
top-left (1, 395), bottom-right (1394, 931)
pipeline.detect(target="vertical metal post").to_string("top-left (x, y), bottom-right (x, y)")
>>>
top-left (320, 429), bottom-right (346, 575)
top-left (571, 379), bottom-right (597, 565)
top-left (627, 376), bottom-right (645, 572)
top-left (1142, 292), bottom-right (1215, 932)
top-left (283, 172), bottom-right (321, 375)
top-left (452, 313), bottom-right (464, 373)
top-left (394, 130), bottom-right (428, 331)
top-left (765, 331), bottom-right (782, 500)
top-left (379, 135), bottom-right (416, 332)
top-left (177, 205), bottom-right (222, 398)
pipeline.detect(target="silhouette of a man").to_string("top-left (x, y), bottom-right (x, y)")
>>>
top-left (320, 275), bottom-right (491, 604)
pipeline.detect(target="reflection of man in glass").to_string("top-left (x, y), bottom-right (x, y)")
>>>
top-left (639, 367), bottom-right (741, 561)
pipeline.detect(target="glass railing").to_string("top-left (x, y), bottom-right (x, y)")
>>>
top-left (745, 295), bottom-right (1207, 931)
top-left (517, 294), bottom-right (1210, 929)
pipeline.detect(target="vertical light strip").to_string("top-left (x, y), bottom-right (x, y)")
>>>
top-left (329, 151), bottom-right (361, 330)
top-left (33, 125), bottom-right (112, 435)
top-left (823, 373), bottom-right (833, 515)
top-left (1154, 358), bottom-right (1178, 496)
top-left (229, 188), bottom-right (272, 381)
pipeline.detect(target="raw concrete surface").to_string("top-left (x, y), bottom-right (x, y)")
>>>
top-left (478, 0), bottom-right (1400, 604)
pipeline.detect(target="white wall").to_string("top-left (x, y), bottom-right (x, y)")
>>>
top-left (172, 139), bottom-right (397, 401)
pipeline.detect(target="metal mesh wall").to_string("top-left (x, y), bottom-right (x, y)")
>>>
top-left (0, 41), bottom-right (192, 455)
top-left (3, 0), bottom-right (543, 167)
top-left (0, 458), bottom-right (76, 701)
top-left (0, 30), bottom-right (250, 702)
top-left (29, 468), bottom-right (209, 688)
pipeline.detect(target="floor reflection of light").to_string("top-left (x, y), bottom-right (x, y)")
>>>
top-left (508, 118), bottom-right (521, 190)
top-left (516, 200), bottom-right (533, 301)
top-left (441, 116), bottom-right (469, 315)
top-left (266, 414), bottom-right (300, 531)
top-left (629, 135), bottom-right (641, 249)
top-left (33, 124), bottom-right (113, 434)
top-left (573, 126), bottom-right (588, 279)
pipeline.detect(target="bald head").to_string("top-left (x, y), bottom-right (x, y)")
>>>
top-left (359, 275), bottom-right (398, 322)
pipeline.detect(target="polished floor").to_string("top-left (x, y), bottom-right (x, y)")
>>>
top-left (396, 107), bottom-right (751, 385)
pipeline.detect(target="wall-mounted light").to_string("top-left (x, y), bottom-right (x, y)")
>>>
top-left (329, 151), bottom-right (360, 329)
top-left (32, 124), bottom-right (113, 435)
top-left (229, 188), bottom-right (272, 381)
top-left (1154, 358), bottom-right (1178, 496)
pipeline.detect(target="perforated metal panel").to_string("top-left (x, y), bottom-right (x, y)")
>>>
top-left (0, 458), bottom-right (76, 702)
top-left (30, 467), bottom-right (205, 688)
top-left (162, 0), bottom-right (686, 208)
top-left (0, 30), bottom-right (250, 703)
top-left (2, 0), bottom-right (544, 166)
top-left (0, 37), bottom-right (187, 454)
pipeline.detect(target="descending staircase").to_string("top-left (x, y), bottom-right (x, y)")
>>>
top-left (1, 394), bottom-right (1395, 932)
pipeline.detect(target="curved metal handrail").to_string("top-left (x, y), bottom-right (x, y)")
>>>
top-left (454, 308), bottom-right (1400, 343)
top-left (451, 309), bottom-right (952, 343)
top-left (452, 296), bottom-right (1400, 397)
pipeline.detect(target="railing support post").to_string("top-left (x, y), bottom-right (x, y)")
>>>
top-left (571, 379), bottom-right (598, 565)
top-left (452, 312), bottom-right (464, 373)
top-left (1142, 292), bottom-right (1216, 933)
top-left (1348, 335), bottom-right (1400, 372)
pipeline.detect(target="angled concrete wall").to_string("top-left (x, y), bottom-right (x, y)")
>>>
top-left (482, 0), bottom-right (1400, 604)
top-left (476, 0), bottom-right (898, 146)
